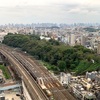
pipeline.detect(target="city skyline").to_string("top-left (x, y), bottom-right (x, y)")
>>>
top-left (0, 0), bottom-right (100, 24)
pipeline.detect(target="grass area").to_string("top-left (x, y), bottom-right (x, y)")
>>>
top-left (0, 65), bottom-right (11, 79)
top-left (41, 60), bottom-right (100, 75)
top-left (74, 60), bottom-right (100, 75)
top-left (40, 61), bottom-right (59, 74)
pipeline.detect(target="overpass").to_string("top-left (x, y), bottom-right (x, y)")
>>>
top-left (0, 84), bottom-right (21, 91)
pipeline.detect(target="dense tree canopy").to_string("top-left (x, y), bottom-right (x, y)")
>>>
top-left (2, 34), bottom-right (100, 74)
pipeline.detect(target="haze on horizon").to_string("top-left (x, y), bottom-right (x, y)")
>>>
top-left (0, 0), bottom-right (100, 24)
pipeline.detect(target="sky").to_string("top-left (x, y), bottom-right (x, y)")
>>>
top-left (0, 0), bottom-right (100, 24)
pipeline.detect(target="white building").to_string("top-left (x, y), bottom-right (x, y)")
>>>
top-left (86, 71), bottom-right (98, 81)
top-left (0, 32), bottom-right (8, 42)
top-left (60, 72), bottom-right (71, 85)
top-left (40, 36), bottom-right (51, 41)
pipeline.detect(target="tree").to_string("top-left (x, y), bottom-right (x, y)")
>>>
top-left (57, 60), bottom-right (66, 72)
top-left (3, 33), bottom-right (100, 74)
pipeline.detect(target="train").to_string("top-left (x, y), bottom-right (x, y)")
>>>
top-left (38, 81), bottom-right (54, 100)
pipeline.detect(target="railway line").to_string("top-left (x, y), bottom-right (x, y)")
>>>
top-left (0, 46), bottom-right (48, 100)
top-left (0, 45), bottom-right (76, 100)
top-left (15, 52), bottom-right (75, 100)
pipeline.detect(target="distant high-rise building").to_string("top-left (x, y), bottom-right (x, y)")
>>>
top-left (97, 43), bottom-right (100, 54)
top-left (81, 35), bottom-right (86, 46)
top-left (70, 34), bottom-right (76, 46)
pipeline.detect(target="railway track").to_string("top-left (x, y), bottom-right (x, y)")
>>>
top-left (0, 46), bottom-right (49, 100)
top-left (0, 45), bottom-right (76, 100)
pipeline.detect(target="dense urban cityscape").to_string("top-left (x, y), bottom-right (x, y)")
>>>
top-left (0, 23), bottom-right (100, 51)
top-left (0, 23), bottom-right (99, 100)
top-left (0, 0), bottom-right (100, 100)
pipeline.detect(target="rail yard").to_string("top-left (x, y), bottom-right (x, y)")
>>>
top-left (0, 45), bottom-right (76, 100)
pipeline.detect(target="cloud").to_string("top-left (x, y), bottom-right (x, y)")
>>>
top-left (0, 0), bottom-right (100, 24)
top-left (0, 0), bottom-right (99, 7)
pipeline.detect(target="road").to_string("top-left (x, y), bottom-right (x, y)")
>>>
top-left (0, 45), bottom-right (76, 100)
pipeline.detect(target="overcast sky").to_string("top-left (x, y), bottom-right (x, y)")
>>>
top-left (0, 0), bottom-right (100, 24)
